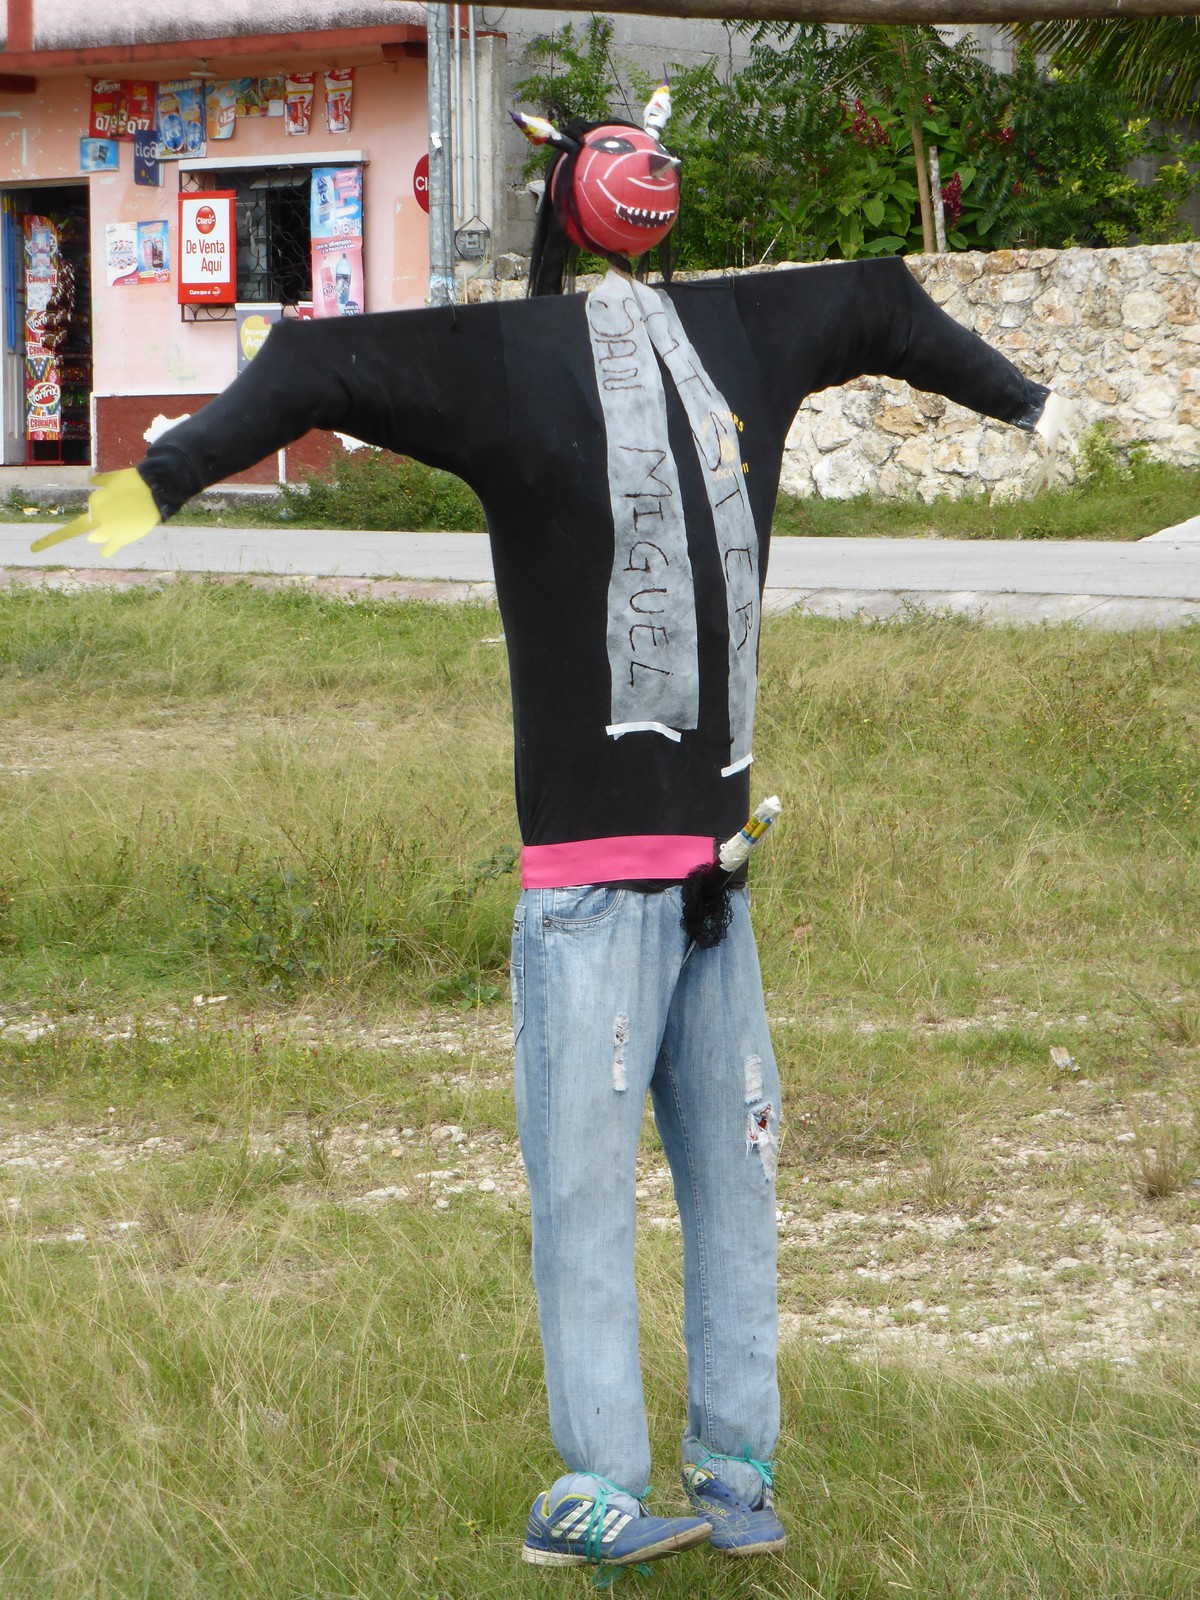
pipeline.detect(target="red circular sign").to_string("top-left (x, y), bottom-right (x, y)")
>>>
top-left (195, 204), bottom-right (217, 234)
top-left (413, 153), bottom-right (430, 214)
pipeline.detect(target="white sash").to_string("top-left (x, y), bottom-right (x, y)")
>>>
top-left (586, 269), bottom-right (758, 774)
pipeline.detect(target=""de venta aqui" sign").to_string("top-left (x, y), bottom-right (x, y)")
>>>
top-left (177, 192), bottom-right (237, 305)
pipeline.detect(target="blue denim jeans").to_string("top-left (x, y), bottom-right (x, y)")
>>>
top-left (512, 883), bottom-right (781, 1509)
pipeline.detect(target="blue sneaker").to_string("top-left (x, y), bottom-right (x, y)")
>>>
top-left (682, 1463), bottom-right (787, 1556)
top-left (522, 1483), bottom-right (712, 1570)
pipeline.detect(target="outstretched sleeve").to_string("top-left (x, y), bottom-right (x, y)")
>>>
top-left (137, 304), bottom-right (489, 519)
top-left (734, 257), bottom-right (1048, 437)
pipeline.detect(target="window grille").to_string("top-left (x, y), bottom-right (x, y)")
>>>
top-left (179, 166), bottom-right (312, 320)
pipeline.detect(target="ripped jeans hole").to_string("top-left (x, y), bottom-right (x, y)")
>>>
top-left (746, 1102), bottom-right (778, 1182)
top-left (743, 1053), bottom-right (763, 1103)
top-left (612, 1012), bottom-right (629, 1092)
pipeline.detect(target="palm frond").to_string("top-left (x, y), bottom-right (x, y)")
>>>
top-left (1011, 18), bottom-right (1200, 123)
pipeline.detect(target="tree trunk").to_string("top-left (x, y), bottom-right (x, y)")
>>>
top-left (908, 118), bottom-right (935, 254)
top-left (893, 31), bottom-right (935, 255)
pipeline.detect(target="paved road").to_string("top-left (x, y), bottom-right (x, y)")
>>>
top-left (2, 522), bottom-right (1198, 626)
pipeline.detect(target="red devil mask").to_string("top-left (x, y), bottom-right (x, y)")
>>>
top-left (551, 123), bottom-right (681, 258)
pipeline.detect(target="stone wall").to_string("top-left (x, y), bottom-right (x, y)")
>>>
top-left (785, 244), bottom-right (1200, 502)
top-left (471, 243), bottom-right (1200, 502)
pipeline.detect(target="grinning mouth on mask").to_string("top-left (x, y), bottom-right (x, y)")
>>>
top-left (613, 203), bottom-right (678, 228)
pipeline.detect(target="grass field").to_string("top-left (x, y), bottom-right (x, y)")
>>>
top-left (2, 584), bottom-right (1199, 1597)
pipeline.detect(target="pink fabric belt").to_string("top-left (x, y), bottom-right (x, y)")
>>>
top-left (520, 834), bottom-right (716, 888)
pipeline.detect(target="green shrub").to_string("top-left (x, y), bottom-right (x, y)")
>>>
top-left (1074, 420), bottom-right (1152, 486)
top-left (516, 20), bottom-right (1200, 268)
top-left (771, 454), bottom-right (1200, 541)
top-left (280, 448), bottom-right (484, 532)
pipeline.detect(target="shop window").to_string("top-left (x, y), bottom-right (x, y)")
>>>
top-left (180, 166), bottom-right (312, 318)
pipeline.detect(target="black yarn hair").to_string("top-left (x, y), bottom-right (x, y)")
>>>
top-left (680, 860), bottom-right (735, 950)
top-left (527, 116), bottom-right (677, 298)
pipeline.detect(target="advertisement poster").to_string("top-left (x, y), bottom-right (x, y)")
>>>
top-left (25, 372), bottom-right (62, 440)
top-left (236, 303), bottom-right (282, 372)
top-left (178, 192), bottom-right (236, 304)
top-left (22, 216), bottom-right (61, 440)
top-left (324, 69), bottom-right (354, 134)
top-left (310, 166), bottom-right (363, 318)
top-left (134, 135), bottom-right (163, 187)
top-left (80, 138), bottom-right (119, 173)
top-left (138, 221), bottom-right (170, 282)
top-left (157, 81), bottom-right (207, 158)
top-left (206, 82), bottom-right (237, 143)
top-left (233, 78), bottom-right (268, 118)
top-left (285, 73), bottom-right (315, 135)
top-left (124, 83), bottom-right (157, 140)
top-left (105, 222), bottom-right (139, 287)
top-left (89, 80), bottom-right (125, 139)
top-left (260, 77), bottom-right (286, 116)
top-left (89, 80), bottom-right (156, 141)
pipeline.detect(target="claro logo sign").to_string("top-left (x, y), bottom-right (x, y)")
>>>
top-left (178, 191), bottom-right (237, 305)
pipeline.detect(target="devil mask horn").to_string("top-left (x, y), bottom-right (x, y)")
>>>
top-left (511, 110), bottom-right (580, 154)
top-left (643, 81), bottom-right (671, 137)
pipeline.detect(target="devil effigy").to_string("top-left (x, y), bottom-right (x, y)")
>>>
top-left (38, 86), bottom-right (1063, 1576)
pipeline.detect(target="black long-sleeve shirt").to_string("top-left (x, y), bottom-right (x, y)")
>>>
top-left (138, 259), bottom-right (1047, 886)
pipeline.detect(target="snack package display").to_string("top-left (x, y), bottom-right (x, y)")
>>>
top-left (285, 74), bottom-right (315, 136)
top-left (324, 69), bottom-right (355, 135)
top-left (25, 374), bottom-right (61, 440)
top-left (42, 259), bottom-right (75, 354)
top-left (22, 216), bottom-right (62, 442)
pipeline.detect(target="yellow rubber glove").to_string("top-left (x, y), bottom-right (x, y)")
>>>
top-left (30, 468), bottom-right (161, 558)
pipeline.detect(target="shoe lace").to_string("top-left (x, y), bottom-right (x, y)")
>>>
top-left (593, 1563), bottom-right (652, 1590)
top-left (577, 1476), bottom-right (653, 1589)
top-left (695, 1446), bottom-right (776, 1495)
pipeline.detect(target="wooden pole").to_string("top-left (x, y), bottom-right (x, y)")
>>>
top-left (428, 0), bottom-right (1200, 18)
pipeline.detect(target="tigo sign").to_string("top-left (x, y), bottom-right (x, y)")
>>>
top-left (178, 191), bottom-right (236, 304)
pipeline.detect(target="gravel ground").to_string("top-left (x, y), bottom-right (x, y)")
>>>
top-left (3, 1003), bottom-right (1197, 1375)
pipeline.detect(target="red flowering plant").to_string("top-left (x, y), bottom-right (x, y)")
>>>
top-left (940, 170), bottom-right (963, 228)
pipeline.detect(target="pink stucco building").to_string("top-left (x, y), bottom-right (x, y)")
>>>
top-left (0, 0), bottom-right (440, 482)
